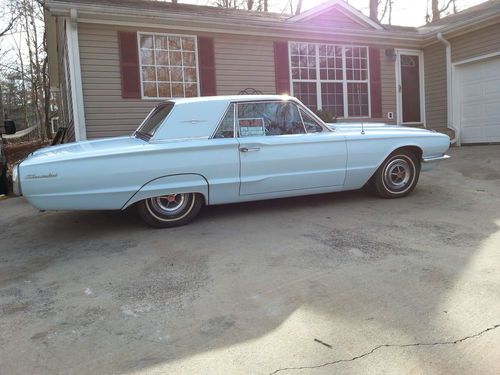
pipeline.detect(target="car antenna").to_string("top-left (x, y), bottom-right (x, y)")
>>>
top-left (357, 85), bottom-right (365, 135)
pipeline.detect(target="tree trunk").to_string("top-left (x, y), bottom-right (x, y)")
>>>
top-left (42, 27), bottom-right (52, 138)
top-left (388, 0), bottom-right (392, 24)
top-left (369, 0), bottom-right (379, 22)
top-left (23, 0), bottom-right (42, 138)
top-left (29, 0), bottom-right (47, 140)
top-left (295, 0), bottom-right (303, 15)
top-left (42, 55), bottom-right (51, 137)
top-left (0, 82), bottom-right (4, 122)
top-left (13, 31), bottom-right (29, 128)
top-left (432, 0), bottom-right (441, 21)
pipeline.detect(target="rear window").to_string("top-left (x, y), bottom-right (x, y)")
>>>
top-left (136, 102), bottom-right (174, 137)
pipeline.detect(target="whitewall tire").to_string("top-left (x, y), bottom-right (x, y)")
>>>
top-left (137, 193), bottom-right (203, 228)
top-left (373, 149), bottom-right (420, 198)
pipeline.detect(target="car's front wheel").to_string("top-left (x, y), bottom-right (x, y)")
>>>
top-left (373, 149), bottom-right (420, 198)
top-left (137, 193), bottom-right (203, 228)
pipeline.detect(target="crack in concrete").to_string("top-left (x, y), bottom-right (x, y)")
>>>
top-left (269, 323), bottom-right (500, 375)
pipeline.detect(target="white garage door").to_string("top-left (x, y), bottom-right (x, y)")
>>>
top-left (457, 56), bottom-right (500, 143)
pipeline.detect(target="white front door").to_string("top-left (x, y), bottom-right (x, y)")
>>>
top-left (455, 56), bottom-right (500, 143)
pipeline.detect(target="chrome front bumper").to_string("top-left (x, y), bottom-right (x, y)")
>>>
top-left (421, 154), bottom-right (450, 171)
top-left (422, 154), bottom-right (451, 163)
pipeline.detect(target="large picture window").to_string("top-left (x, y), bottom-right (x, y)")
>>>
top-left (290, 42), bottom-right (370, 118)
top-left (138, 32), bottom-right (199, 99)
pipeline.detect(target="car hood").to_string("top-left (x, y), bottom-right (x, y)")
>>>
top-left (23, 136), bottom-right (147, 165)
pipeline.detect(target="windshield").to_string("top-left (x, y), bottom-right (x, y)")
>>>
top-left (135, 102), bottom-right (174, 138)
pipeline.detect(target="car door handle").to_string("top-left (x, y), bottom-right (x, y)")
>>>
top-left (240, 147), bottom-right (260, 152)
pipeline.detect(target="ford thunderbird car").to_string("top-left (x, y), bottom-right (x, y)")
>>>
top-left (13, 95), bottom-right (450, 227)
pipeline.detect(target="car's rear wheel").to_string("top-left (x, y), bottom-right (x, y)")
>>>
top-left (373, 149), bottom-right (420, 198)
top-left (137, 193), bottom-right (203, 228)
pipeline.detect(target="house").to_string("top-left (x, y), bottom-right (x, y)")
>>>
top-left (44, 0), bottom-right (500, 145)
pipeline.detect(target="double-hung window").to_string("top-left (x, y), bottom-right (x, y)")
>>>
top-left (138, 32), bottom-right (199, 99)
top-left (289, 42), bottom-right (370, 118)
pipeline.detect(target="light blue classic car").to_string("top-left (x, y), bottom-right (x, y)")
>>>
top-left (13, 95), bottom-right (450, 227)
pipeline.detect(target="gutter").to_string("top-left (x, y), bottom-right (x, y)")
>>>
top-left (436, 32), bottom-right (459, 145)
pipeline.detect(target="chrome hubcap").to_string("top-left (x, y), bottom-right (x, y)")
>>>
top-left (384, 159), bottom-right (411, 190)
top-left (150, 193), bottom-right (188, 214)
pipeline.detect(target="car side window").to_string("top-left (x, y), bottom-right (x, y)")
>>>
top-left (213, 103), bottom-right (235, 138)
top-left (299, 108), bottom-right (325, 133)
top-left (237, 101), bottom-right (306, 137)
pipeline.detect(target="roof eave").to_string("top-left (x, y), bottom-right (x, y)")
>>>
top-left (45, 1), bottom-right (424, 45)
top-left (420, 12), bottom-right (500, 46)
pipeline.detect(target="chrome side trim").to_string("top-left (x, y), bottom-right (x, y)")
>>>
top-left (422, 154), bottom-right (451, 163)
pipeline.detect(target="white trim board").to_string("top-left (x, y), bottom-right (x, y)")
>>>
top-left (73, 18), bottom-right (423, 45)
top-left (453, 51), bottom-right (500, 66)
top-left (65, 14), bottom-right (87, 141)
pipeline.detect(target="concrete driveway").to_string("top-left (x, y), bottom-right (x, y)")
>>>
top-left (1, 145), bottom-right (499, 375)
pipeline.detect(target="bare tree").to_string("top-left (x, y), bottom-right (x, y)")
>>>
top-left (0, 15), bottom-right (16, 38)
top-left (261, 0), bottom-right (267, 12)
top-left (10, 19), bottom-right (30, 130)
top-left (380, 0), bottom-right (393, 24)
top-left (429, 0), bottom-right (459, 22)
top-left (0, 69), bottom-right (4, 121)
top-left (368, 0), bottom-right (393, 24)
top-left (295, 0), bottom-right (303, 15)
top-left (0, 0), bottom-right (51, 139)
top-left (212, 0), bottom-right (267, 11)
top-left (0, 0), bottom-right (18, 120)
top-left (213, 0), bottom-right (234, 8)
top-left (0, 1), bottom-right (17, 38)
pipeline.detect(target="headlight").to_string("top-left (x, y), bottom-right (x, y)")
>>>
top-left (12, 163), bottom-right (21, 196)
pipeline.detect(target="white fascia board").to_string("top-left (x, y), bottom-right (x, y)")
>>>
top-left (65, 13), bottom-right (87, 141)
top-left (44, 9), bottom-right (60, 87)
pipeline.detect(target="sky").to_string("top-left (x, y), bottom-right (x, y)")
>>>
top-left (184, 0), bottom-right (488, 26)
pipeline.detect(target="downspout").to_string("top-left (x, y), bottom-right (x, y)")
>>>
top-left (436, 32), bottom-right (459, 145)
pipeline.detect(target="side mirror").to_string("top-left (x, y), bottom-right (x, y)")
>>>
top-left (3, 120), bottom-right (16, 135)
